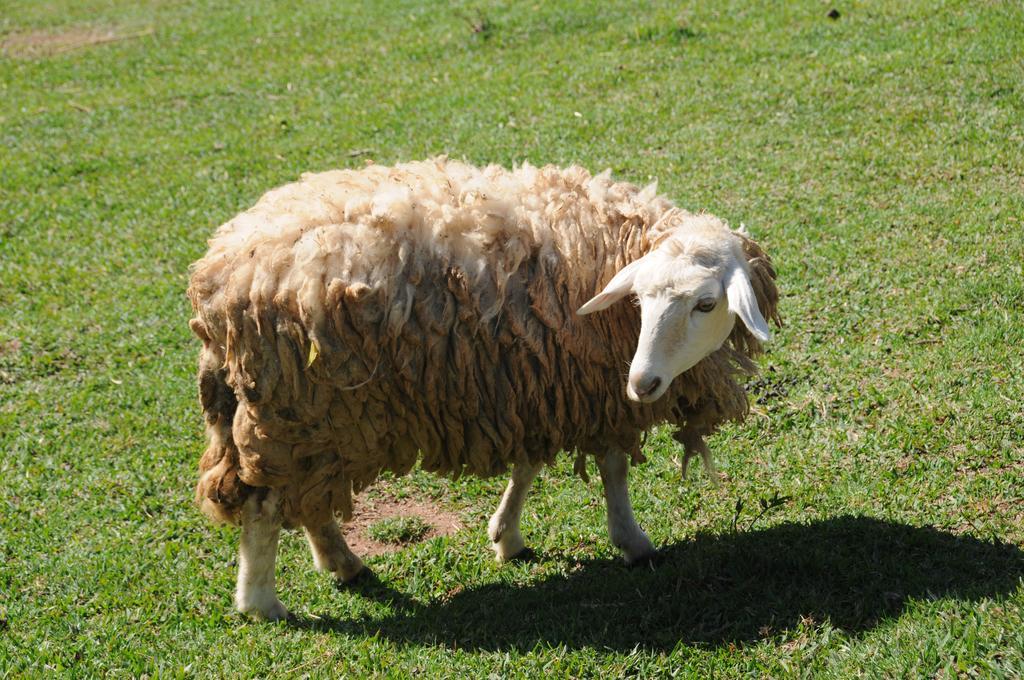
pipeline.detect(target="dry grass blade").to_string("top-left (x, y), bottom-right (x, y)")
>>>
top-left (1, 26), bottom-right (154, 58)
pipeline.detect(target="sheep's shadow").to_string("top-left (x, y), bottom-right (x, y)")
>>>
top-left (295, 516), bottom-right (1024, 651)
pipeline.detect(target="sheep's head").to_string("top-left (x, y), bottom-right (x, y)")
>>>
top-left (577, 216), bottom-right (770, 403)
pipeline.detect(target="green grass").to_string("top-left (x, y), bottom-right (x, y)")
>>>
top-left (366, 517), bottom-right (432, 546)
top-left (1, 0), bottom-right (1022, 676)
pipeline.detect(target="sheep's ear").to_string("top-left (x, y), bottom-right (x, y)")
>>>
top-left (724, 263), bottom-right (771, 341)
top-left (577, 258), bottom-right (644, 315)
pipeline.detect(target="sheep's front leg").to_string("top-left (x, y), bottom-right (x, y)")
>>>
top-left (304, 519), bottom-right (365, 583)
top-left (488, 460), bottom-right (543, 561)
top-left (236, 489), bottom-right (288, 621)
top-left (596, 449), bottom-right (656, 564)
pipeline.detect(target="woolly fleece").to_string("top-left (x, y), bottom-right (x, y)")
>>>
top-left (187, 158), bottom-right (779, 527)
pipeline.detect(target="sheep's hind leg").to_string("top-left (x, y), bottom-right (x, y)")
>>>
top-left (678, 430), bottom-right (721, 488)
top-left (304, 519), bottom-right (365, 583)
top-left (596, 449), bottom-right (656, 565)
top-left (236, 489), bottom-right (289, 621)
top-left (488, 460), bottom-right (543, 561)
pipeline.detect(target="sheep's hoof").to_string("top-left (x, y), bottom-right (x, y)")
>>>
top-left (492, 530), bottom-right (528, 563)
top-left (238, 597), bottom-right (290, 622)
top-left (503, 546), bottom-right (537, 564)
top-left (493, 541), bottom-right (531, 563)
top-left (623, 549), bottom-right (661, 569)
top-left (335, 565), bottom-right (374, 589)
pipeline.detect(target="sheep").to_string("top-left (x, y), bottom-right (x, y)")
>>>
top-left (187, 157), bottom-right (779, 620)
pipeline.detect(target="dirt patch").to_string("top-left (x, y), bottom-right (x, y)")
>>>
top-left (0, 339), bottom-right (21, 357)
top-left (1, 25), bottom-right (153, 58)
top-left (343, 494), bottom-right (464, 557)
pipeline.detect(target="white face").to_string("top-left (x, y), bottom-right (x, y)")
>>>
top-left (625, 261), bottom-right (736, 402)
top-left (577, 230), bottom-right (770, 404)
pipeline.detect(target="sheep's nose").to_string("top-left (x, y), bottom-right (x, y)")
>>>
top-left (632, 375), bottom-right (662, 400)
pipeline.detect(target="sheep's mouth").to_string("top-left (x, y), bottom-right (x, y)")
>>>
top-left (626, 381), bottom-right (669, 404)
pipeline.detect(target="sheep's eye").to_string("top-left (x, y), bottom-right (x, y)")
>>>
top-left (694, 297), bottom-right (717, 313)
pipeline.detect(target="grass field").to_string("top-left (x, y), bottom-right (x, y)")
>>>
top-left (2, 0), bottom-right (1023, 676)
